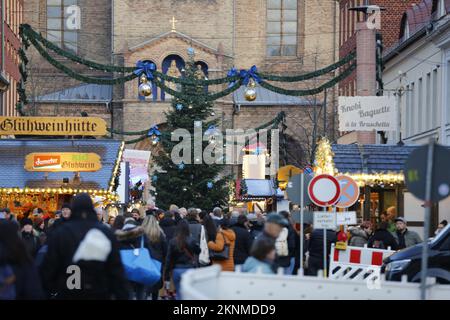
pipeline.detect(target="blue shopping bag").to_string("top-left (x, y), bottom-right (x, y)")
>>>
top-left (120, 236), bottom-right (162, 286)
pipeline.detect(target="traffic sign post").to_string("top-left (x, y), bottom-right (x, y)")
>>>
top-left (308, 174), bottom-right (341, 277)
top-left (286, 173), bottom-right (312, 274)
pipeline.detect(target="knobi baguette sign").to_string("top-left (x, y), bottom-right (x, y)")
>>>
top-left (338, 96), bottom-right (397, 131)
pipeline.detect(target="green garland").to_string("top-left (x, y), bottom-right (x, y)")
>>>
top-left (29, 36), bottom-right (138, 85)
top-left (258, 51), bottom-right (356, 82)
top-left (259, 63), bottom-right (356, 96)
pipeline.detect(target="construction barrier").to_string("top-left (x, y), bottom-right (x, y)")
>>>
top-left (180, 265), bottom-right (450, 300)
top-left (329, 244), bottom-right (395, 281)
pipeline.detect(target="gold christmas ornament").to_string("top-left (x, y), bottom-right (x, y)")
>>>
top-left (140, 74), bottom-right (148, 83)
top-left (138, 82), bottom-right (152, 97)
top-left (244, 87), bottom-right (257, 101)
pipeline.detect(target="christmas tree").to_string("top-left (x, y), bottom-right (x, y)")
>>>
top-left (150, 53), bottom-right (229, 210)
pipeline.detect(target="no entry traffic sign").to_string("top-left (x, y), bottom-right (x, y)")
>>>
top-left (336, 175), bottom-right (360, 208)
top-left (308, 174), bottom-right (341, 207)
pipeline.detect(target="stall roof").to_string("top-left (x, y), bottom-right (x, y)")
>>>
top-left (243, 179), bottom-right (283, 199)
top-left (332, 144), bottom-right (420, 174)
top-left (0, 139), bottom-right (122, 190)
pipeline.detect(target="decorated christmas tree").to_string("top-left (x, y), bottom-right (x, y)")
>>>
top-left (150, 53), bottom-right (229, 210)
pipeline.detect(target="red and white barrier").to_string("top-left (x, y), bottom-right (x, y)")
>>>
top-left (329, 244), bottom-right (395, 281)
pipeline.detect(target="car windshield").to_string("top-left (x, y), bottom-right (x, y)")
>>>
top-left (431, 224), bottom-right (450, 245)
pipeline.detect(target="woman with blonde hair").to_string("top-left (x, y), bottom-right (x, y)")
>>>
top-left (142, 215), bottom-right (167, 300)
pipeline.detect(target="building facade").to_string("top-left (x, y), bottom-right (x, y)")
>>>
top-left (0, 0), bottom-right (23, 116)
top-left (383, 0), bottom-right (450, 233)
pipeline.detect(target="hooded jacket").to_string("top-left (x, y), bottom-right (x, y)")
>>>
top-left (368, 229), bottom-right (399, 250)
top-left (348, 226), bottom-right (370, 247)
top-left (40, 194), bottom-right (128, 300)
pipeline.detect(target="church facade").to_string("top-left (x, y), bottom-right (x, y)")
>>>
top-left (23, 0), bottom-right (340, 170)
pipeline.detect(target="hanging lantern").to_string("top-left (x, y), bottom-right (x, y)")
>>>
top-left (244, 78), bottom-right (257, 102)
top-left (138, 74), bottom-right (152, 97)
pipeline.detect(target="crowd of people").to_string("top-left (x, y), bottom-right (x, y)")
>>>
top-left (0, 198), bottom-right (446, 300)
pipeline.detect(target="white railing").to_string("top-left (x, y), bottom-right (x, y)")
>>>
top-left (180, 265), bottom-right (450, 300)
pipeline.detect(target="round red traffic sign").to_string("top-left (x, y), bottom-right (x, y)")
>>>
top-left (308, 174), bottom-right (341, 207)
top-left (335, 175), bottom-right (360, 208)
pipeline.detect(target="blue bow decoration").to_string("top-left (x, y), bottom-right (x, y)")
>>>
top-left (239, 65), bottom-right (261, 86)
top-left (134, 61), bottom-right (156, 80)
top-left (227, 67), bottom-right (239, 88)
top-left (148, 125), bottom-right (161, 137)
top-left (133, 60), bottom-right (158, 101)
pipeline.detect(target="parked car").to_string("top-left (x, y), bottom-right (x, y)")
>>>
top-left (382, 224), bottom-right (450, 284)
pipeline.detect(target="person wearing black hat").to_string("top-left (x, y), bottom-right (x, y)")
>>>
top-left (306, 225), bottom-right (338, 276)
top-left (392, 217), bottom-right (422, 249)
top-left (231, 214), bottom-right (254, 266)
top-left (50, 203), bottom-right (72, 232)
top-left (20, 218), bottom-right (41, 259)
top-left (256, 213), bottom-right (289, 243)
top-left (40, 193), bottom-right (128, 300)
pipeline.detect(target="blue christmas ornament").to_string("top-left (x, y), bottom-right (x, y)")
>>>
top-left (176, 104), bottom-right (184, 111)
top-left (178, 162), bottom-right (185, 170)
top-left (152, 175), bottom-right (158, 183)
top-left (207, 182), bottom-right (214, 189)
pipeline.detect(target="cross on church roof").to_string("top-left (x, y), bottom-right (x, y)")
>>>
top-left (171, 16), bottom-right (178, 32)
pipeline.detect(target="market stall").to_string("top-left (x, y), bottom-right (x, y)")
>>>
top-left (0, 139), bottom-right (123, 218)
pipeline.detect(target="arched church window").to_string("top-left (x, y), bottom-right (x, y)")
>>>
top-left (162, 55), bottom-right (185, 101)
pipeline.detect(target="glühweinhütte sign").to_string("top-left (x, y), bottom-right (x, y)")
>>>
top-left (0, 117), bottom-right (107, 136)
top-left (25, 153), bottom-right (102, 172)
top-left (338, 96), bottom-right (397, 131)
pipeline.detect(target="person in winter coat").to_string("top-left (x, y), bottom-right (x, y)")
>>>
top-left (349, 221), bottom-right (373, 247)
top-left (186, 208), bottom-right (202, 247)
top-left (306, 228), bottom-right (337, 276)
top-left (231, 215), bottom-right (254, 266)
top-left (392, 217), bottom-right (422, 249)
top-left (164, 220), bottom-right (200, 300)
top-left (159, 211), bottom-right (177, 242)
top-left (208, 219), bottom-right (236, 272)
top-left (0, 220), bottom-right (44, 300)
top-left (242, 237), bottom-right (276, 275)
top-left (142, 215), bottom-right (167, 301)
top-left (50, 203), bottom-right (72, 232)
top-left (278, 211), bottom-right (297, 274)
top-left (368, 222), bottom-right (399, 250)
top-left (20, 218), bottom-right (40, 259)
top-left (40, 193), bottom-right (129, 300)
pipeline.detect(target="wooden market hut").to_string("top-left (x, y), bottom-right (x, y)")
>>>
top-left (0, 139), bottom-right (123, 218)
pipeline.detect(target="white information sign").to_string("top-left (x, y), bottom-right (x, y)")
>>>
top-left (313, 212), bottom-right (337, 229)
top-left (338, 96), bottom-right (397, 131)
top-left (336, 211), bottom-right (357, 226)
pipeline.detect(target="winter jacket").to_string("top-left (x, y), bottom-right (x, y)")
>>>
top-left (308, 229), bottom-right (337, 261)
top-left (147, 233), bottom-right (168, 263)
top-left (241, 257), bottom-right (275, 274)
top-left (188, 220), bottom-right (202, 247)
top-left (231, 223), bottom-right (254, 265)
top-left (21, 231), bottom-right (40, 258)
top-left (348, 226), bottom-right (370, 247)
top-left (368, 229), bottom-right (399, 250)
top-left (40, 219), bottom-right (129, 300)
top-left (392, 229), bottom-right (422, 249)
top-left (164, 237), bottom-right (200, 281)
top-left (159, 218), bottom-right (177, 242)
top-left (208, 229), bottom-right (236, 272)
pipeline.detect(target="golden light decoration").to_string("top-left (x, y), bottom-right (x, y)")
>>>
top-left (314, 137), bottom-right (337, 176)
top-left (345, 172), bottom-right (405, 187)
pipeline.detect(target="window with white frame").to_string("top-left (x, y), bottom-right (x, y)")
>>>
top-left (266, 0), bottom-right (298, 57)
top-left (47, 0), bottom-right (78, 52)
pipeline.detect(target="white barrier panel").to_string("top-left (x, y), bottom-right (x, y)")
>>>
top-left (180, 266), bottom-right (450, 300)
top-left (329, 244), bottom-right (395, 281)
